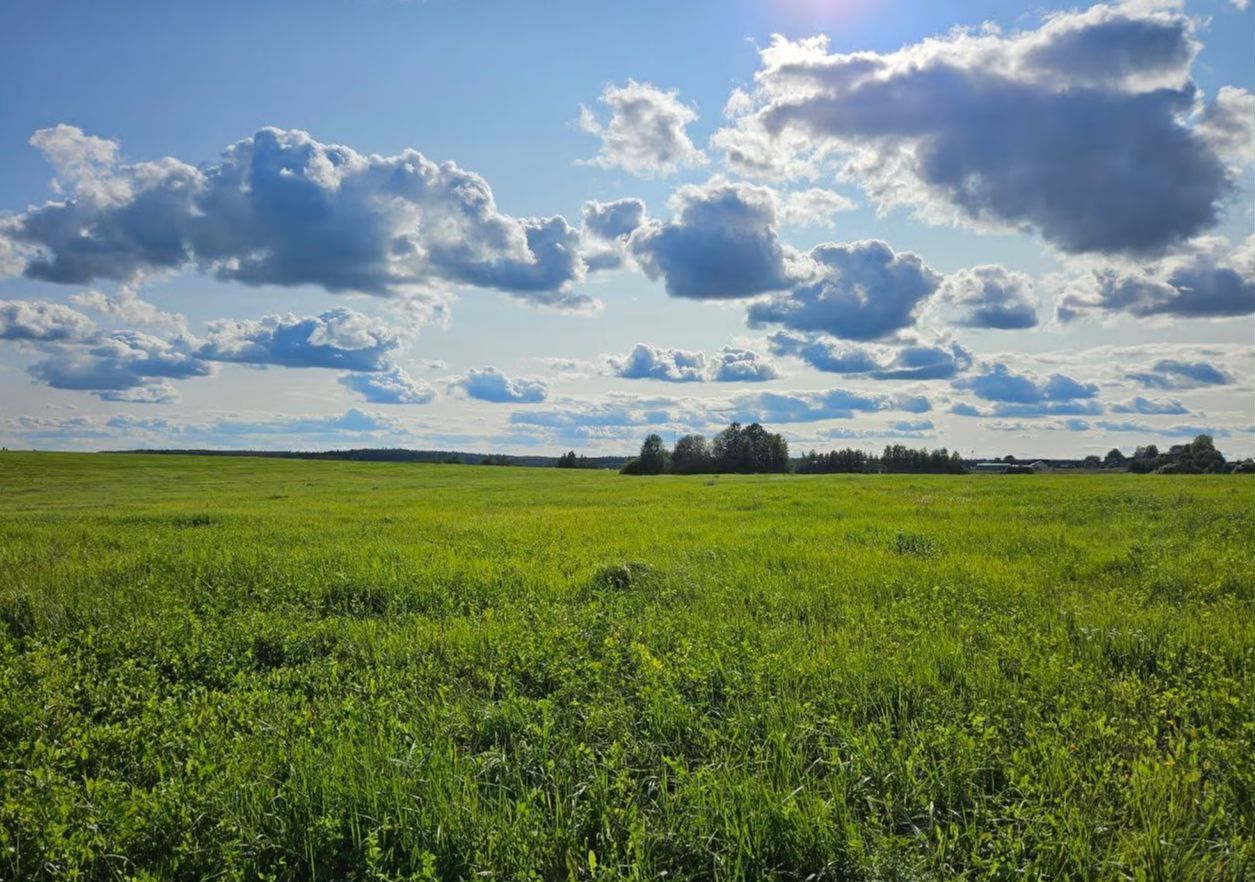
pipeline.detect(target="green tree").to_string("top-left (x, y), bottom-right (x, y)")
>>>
top-left (671, 435), bottom-right (712, 474)
top-left (637, 434), bottom-right (670, 475)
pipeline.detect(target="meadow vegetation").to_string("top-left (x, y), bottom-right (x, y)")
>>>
top-left (0, 452), bottom-right (1251, 881)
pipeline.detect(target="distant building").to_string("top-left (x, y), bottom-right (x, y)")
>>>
top-left (1028, 461), bottom-right (1051, 472)
top-left (973, 462), bottom-right (1011, 474)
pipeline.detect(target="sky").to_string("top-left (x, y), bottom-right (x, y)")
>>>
top-left (1, 0), bottom-right (1252, 458)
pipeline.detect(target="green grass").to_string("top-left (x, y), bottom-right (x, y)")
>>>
top-left (0, 452), bottom-right (1252, 881)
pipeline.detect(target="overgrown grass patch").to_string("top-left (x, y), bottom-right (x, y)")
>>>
top-left (0, 452), bottom-right (1251, 880)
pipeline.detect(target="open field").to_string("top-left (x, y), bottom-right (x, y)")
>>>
top-left (0, 453), bottom-right (1252, 881)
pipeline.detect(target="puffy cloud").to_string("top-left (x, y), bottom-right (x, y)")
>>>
top-left (1196, 87), bottom-right (1255, 169)
top-left (5, 126), bottom-right (591, 309)
top-left (1109, 396), bottom-right (1189, 415)
top-left (198, 308), bottom-right (400, 372)
top-left (1057, 235), bottom-right (1255, 321)
top-left (580, 199), bottom-right (646, 272)
top-left (26, 330), bottom-right (211, 400)
top-left (869, 343), bottom-right (974, 381)
top-left (0, 299), bottom-right (95, 342)
top-left (747, 240), bottom-right (941, 340)
top-left (339, 367), bottom-right (436, 405)
top-left (27, 125), bottom-right (124, 202)
top-left (452, 216), bottom-right (589, 309)
top-left (605, 343), bottom-right (780, 383)
top-left (770, 334), bottom-right (879, 375)
top-left (769, 332), bottom-right (972, 380)
top-left (449, 366), bottom-right (549, 403)
top-left (1126, 358), bottom-right (1235, 389)
top-left (939, 266), bottom-right (1038, 329)
top-left (715, 5), bottom-right (1239, 255)
top-left (954, 362), bottom-right (1098, 404)
top-left (577, 81), bottom-right (706, 177)
top-left (607, 343), bottom-right (706, 382)
top-left (581, 199), bottom-right (646, 240)
top-left (629, 180), bottom-right (800, 299)
top-left (708, 346), bottom-right (780, 382)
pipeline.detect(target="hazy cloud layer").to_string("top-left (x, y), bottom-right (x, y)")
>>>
top-left (722, 388), bottom-right (931, 423)
top-left (510, 386), bottom-right (931, 434)
top-left (1072, 420), bottom-right (1233, 437)
top-left (70, 288), bottom-right (188, 337)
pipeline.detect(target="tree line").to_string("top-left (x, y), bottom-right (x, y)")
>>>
top-left (555, 451), bottom-right (600, 469)
top-left (605, 428), bottom-right (1252, 476)
top-left (617, 423), bottom-right (966, 475)
top-left (796, 444), bottom-right (967, 474)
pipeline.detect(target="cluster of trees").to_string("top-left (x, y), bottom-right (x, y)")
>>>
top-left (621, 423), bottom-right (790, 475)
top-left (555, 451), bottom-right (599, 469)
top-left (796, 445), bottom-right (967, 475)
top-left (1118, 435), bottom-right (1241, 474)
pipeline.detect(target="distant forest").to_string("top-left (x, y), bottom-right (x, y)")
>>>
top-left (127, 447), bottom-right (630, 469)
top-left (122, 430), bottom-right (1253, 475)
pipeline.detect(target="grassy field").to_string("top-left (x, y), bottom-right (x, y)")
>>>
top-left (0, 452), bottom-right (1251, 881)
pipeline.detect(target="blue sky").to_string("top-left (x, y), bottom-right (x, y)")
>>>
top-left (1, 0), bottom-right (1252, 457)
